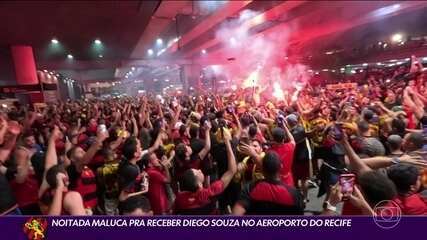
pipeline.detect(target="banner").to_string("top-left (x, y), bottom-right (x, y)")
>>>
top-left (0, 216), bottom-right (425, 240)
top-left (326, 83), bottom-right (357, 90)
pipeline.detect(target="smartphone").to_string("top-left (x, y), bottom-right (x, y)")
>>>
top-left (98, 124), bottom-right (107, 133)
top-left (339, 173), bottom-right (356, 201)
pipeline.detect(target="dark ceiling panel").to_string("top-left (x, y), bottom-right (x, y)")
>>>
top-left (0, 0), bottom-right (159, 61)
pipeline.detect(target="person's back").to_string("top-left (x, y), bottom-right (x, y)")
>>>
top-left (238, 179), bottom-right (303, 215)
top-left (233, 152), bottom-right (304, 215)
top-left (387, 164), bottom-right (427, 215)
top-left (269, 127), bottom-right (296, 186)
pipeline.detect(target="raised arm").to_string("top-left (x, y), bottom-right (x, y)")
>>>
top-left (146, 130), bottom-right (164, 154)
top-left (0, 121), bottom-right (20, 163)
top-left (81, 129), bottom-right (108, 165)
top-left (198, 121), bottom-right (212, 160)
top-left (220, 129), bottom-right (237, 188)
top-left (341, 137), bottom-right (371, 175)
top-left (283, 122), bottom-right (295, 146)
top-left (39, 126), bottom-right (61, 197)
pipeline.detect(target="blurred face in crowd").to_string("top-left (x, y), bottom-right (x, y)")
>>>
top-left (251, 140), bottom-right (262, 154)
top-left (70, 128), bottom-right (80, 145)
top-left (413, 175), bottom-right (422, 193)
top-left (134, 139), bottom-right (143, 160)
top-left (183, 145), bottom-right (193, 161)
top-left (190, 168), bottom-right (204, 186)
top-left (24, 135), bottom-right (36, 148)
top-left (125, 208), bottom-right (153, 216)
top-left (71, 147), bottom-right (86, 163)
top-left (385, 90), bottom-right (396, 104)
top-left (148, 153), bottom-right (161, 167)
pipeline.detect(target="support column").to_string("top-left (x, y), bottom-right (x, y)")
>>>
top-left (11, 46), bottom-right (38, 85)
top-left (11, 46), bottom-right (42, 103)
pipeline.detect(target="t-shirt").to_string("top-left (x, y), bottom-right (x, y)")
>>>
top-left (395, 194), bottom-right (427, 215)
top-left (0, 173), bottom-right (17, 214)
top-left (174, 180), bottom-right (224, 215)
top-left (97, 162), bottom-right (119, 199)
top-left (291, 125), bottom-right (310, 164)
top-left (270, 143), bottom-right (296, 186)
top-left (146, 166), bottom-right (169, 215)
top-left (236, 179), bottom-right (303, 215)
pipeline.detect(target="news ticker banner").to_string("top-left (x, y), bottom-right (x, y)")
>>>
top-left (0, 216), bottom-right (425, 240)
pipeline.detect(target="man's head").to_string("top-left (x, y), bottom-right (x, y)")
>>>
top-left (386, 135), bottom-right (403, 152)
top-left (46, 164), bottom-right (69, 189)
top-left (189, 125), bottom-right (199, 139)
top-left (66, 146), bottom-right (86, 164)
top-left (286, 114), bottom-right (299, 128)
top-left (402, 132), bottom-right (424, 151)
top-left (358, 170), bottom-right (397, 206)
top-left (391, 118), bottom-right (407, 135)
top-left (357, 120), bottom-right (370, 135)
top-left (120, 195), bottom-right (153, 216)
top-left (180, 168), bottom-right (204, 192)
top-left (22, 130), bottom-right (36, 148)
top-left (262, 151), bottom-right (282, 179)
top-left (143, 152), bottom-right (161, 168)
top-left (175, 143), bottom-right (192, 161)
top-left (271, 127), bottom-right (286, 144)
top-left (251, 139), bottom-right (262, 154)
top-left (387, 163), bottom-right (421, 195)
top-left (248, 125), bottom-right (258, 138)
top-left (122, 137), bottom-right (143, 161)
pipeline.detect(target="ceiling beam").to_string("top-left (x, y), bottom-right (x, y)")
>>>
top-left (130, 1), bottom-right (191, 58)
top-left (37, 58), bottom-right (193, 71)
top-left (164, 1), bottom-right (253, 55)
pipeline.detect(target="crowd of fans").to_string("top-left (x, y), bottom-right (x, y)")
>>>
top-left (0, 55), bottom-right (427, 216)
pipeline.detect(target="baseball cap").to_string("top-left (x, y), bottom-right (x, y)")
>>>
top-left (286, 114), bottom-right (298, 124)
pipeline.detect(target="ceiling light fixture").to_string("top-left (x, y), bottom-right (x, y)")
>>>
top-left (94, 39), bottom-right (102, 45)
top-left (67, 54), bottom-right (73, 59)
top-left (391, 33), bottom-right (403, 43)
top-left (51, 38), bottom-right (59, 44)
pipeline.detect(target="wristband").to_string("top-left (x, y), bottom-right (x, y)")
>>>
top-left (391, 157), bottom-right (401, 165)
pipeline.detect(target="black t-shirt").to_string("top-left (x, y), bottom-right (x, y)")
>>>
top-left (0, 173), bottom-right (17, 214)
top-left (117, 160), bottom-right (142, 193)
top-left (291, 125), bottom-right (309, 163)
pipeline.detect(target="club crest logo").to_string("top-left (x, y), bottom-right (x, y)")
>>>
top-left (23, 217), bottom-right (48, 240)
